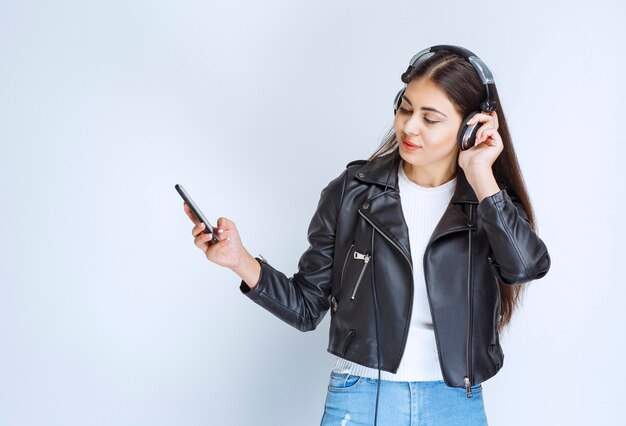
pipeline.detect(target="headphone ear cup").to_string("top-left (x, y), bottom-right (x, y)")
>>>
top-left (393, 87), bottom-right (406, 115)
top-left (458, 111), bottom-right (480, 151)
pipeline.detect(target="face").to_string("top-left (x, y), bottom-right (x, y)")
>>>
top-left (394, 77), bottom-right (463, 171)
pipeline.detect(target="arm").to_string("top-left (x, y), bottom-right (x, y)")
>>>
top-left (460, 112), bottom-right (551, 284)
top-left (237, 169), bottom-right (347, 331)
top-left (477, 189), bottom-right (551, 284)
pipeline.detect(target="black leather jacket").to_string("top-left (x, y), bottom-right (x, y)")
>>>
top-left (239, 148), bottom-right (551, 396)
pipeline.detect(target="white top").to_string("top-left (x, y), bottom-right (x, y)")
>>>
top-left (332, 160), bottom-right (457, 381)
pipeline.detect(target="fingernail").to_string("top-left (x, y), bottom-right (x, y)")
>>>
top-left (218, 228), bottom-right (224, 234)
top-left (200, 223), bottom-right (204, 228)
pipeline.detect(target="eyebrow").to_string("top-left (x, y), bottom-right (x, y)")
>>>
top-left (402, 95), bottom-right (448, 117)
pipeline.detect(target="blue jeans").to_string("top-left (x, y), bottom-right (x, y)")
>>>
top-left (320, 371), bottom-right (488, 426)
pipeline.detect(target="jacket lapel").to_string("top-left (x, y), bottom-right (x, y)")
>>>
top-left (429, 162), bottom-right (478, 245)
top-left (354, 147), bottom-right (479, 259)
top-left (354, 149), bottom-right (412, 261)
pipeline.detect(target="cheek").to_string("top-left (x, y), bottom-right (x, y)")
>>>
top-left (393, 115), bottom-right (404, 132)
top-left (426, 125), bottom-right (458, 146)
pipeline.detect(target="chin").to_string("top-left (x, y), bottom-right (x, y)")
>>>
top-left (399, 151), bottom-right (427, 167)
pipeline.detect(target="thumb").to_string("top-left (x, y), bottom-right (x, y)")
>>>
top-left (216, 216), bottom-right (235, 229)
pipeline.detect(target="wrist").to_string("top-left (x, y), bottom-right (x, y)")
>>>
top-left (465, 167), bottom-right (493, 182)
top-left (466, 169), bottom-right (500, 202)
top-left (232, 251), bottom-right (261, 289)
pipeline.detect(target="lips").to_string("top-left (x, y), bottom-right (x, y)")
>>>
top-left (402, 139), bottom-right (422, 149)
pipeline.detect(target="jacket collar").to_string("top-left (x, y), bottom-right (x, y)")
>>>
top-left (354, 147), bottom-right (479, 204)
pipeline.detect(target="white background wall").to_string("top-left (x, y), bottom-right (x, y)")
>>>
top-left (1, 0), bottom-right (624, 425)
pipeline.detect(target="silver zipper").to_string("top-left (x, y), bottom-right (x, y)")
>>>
top-left (358, 210), bottom-right (413, 271)
top-left (354, 251), bottom-right (369, 261)
top-left (465, 203), bottom-right (475, 398)
top-left (350, 251), bottom-right (370, 300)
top-left (464, 376), bottom-right (473, 398)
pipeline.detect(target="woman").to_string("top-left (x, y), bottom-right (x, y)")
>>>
top-left (183, 45), bottom-right (551, 425)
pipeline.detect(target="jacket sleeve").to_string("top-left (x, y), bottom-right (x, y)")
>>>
top-left (238, 169), bottom-right (347, 331)
top-left (477, 189), bottom-right (551, 285)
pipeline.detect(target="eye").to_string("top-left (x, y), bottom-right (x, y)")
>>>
top-left (398, 106), bottom-right (439, 124)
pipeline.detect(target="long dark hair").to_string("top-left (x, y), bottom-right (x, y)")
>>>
top-left (369, 50), bottom-right (537, 332)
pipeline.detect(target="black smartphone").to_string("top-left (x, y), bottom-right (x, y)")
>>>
top-left (175, 184), bottom-right (221, 244)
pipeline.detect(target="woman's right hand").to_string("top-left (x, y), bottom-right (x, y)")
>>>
top-left (184, 202), bottom-right (247, 270)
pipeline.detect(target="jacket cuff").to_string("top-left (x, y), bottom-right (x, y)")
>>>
top-left (239, 257), bottom-right (266, 297)
top-left (477, 188), bottom-right (507, 211)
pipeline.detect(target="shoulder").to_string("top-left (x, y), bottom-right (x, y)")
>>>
top-left (318, 159), bottom-right (367, 207)
top-left (327, 159), bottom-right (367, 184)
top-left (321, 158), bottom-right (368, 189)
top-left (346, 159), bottom-right (367, 169)
top-left (342, 158), bottom-right (368, 184)
top-left (343, 159), bottom-right (368, 180)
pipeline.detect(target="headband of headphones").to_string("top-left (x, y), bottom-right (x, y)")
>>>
top-left (396, 45), bottom-right (498, 113)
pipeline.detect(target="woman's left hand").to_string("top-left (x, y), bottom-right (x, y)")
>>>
top-left (458, 111), bottom-right (504, 175)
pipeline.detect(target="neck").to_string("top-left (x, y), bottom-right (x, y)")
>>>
top-left (402, 159), bottom-right (457, 188)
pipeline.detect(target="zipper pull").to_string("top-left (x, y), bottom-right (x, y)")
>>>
top-left (350, 251), bottom-right (371, 300)
top-left (258, 254), bottom-right (267, 263)
top-left (464, 376), bottom-right (473, 398)
top-left (353, 251), bottom-right (370, 263)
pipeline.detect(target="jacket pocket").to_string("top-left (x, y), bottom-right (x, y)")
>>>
top-left (340, 241), bottom-right (355, 292)
top-left (340, 329), bottom-right (356, 357)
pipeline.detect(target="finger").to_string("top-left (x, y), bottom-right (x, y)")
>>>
top-left (215, 217), bottom-right (234, 234)
top-left (192, 222), bottom-right (206, 237)
top-left (478, 128), bottom-right (498, 144)
top-left (490, 111), bottom-right (499, 129)
top-left (183, 202), bottom-right (200, 225)
top-left (467, 112), bottom-right (496, 126)
top-left (467, 113), bottom-right (488, 125)
top-left (204, 236), bottom-right (231, 256)
top-left (194, 231), bottom-right (213, 250)
top-left (476, 128), bottom-right (493, 144)
top-left (476, 125), bottom-right (494, 144)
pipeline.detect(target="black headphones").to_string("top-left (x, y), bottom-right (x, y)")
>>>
top-left (393, 45), bottom-right (498, 151)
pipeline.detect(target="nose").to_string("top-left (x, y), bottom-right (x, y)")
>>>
top-left (403, 114), bottom-right (421, 137)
